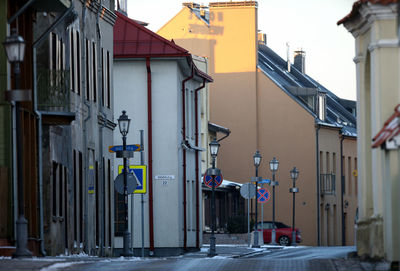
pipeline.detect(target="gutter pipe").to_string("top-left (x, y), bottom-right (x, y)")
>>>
top-left (96, 0), bottom-right (106, 256)
top-left (82, 1), bottom-right (92, 254)
top-left (181, 65), bottom-right (194, 250)
top-left (315, 122), bottom-right (321, 246)
top-left (194, 79), bottom-right (206, 248)
top-left (146, 57), bottom-right (155, 254)
top-left (32, 3), bottom-right (74, 256)
top-left (340, 132), bottom-right (345, 246)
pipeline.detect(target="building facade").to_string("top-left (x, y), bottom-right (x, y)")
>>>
top-left (113, 11), bottom-right (212, 256)
top-left (1, 0), bottom-right (116, 256)
top-left (158, 1), bottom-right (358, 246)
top-left (339, 0), bottom-right (399, 266)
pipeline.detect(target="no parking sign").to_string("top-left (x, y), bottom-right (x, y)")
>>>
top-left (257, 188), bottom-right (270, 203)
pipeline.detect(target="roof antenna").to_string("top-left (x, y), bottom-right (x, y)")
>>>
top-left (286, 42), bottom-right (291, 72)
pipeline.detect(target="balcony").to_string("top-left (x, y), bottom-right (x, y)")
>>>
top-left (320, 173), bottom-right (335, 196)
top-left (37, 69), bottom-right (75, 125)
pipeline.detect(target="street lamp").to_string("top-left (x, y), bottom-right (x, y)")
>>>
top-left (269, 157), bottom-right (279, 245)
top-left (290, 167), bottom-right (299, 246)
top-left (3, 28), bottom-right (32, 258)
top-left (252, 150), bottom-right (261, 248)
top-left (118, 110), bottom-right (133, 257)
top-left (208, 139), bottom-right (220, 257)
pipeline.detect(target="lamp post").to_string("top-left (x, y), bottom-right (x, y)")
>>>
top-left (290, 167), bottom-right (299, 246)
top-left (252, 150), bottom-right (261, 248)
top-left (269, 157), bottom-right (279, 245)
top-left (208, 139), bottom-right (220, 257)
top-left (3, 28), bottom-right (32, 258)
top-left (118, 110), bottom-right (133, 257)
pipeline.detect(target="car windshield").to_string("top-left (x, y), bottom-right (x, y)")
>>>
top-left (257, 222), bottom-right (290, 229)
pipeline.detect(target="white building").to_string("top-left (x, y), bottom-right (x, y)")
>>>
top-left (113, 11), bottom-right (212, 256)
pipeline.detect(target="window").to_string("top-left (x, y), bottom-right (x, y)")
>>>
top-left (52, 162), bottom-right (58, 217)
top-left (320, 173), bottom-right (335, 195)
top-left (59, 163), bottom-right (63, 217)
top-left (86, 39), bottom-right (91, 101)
top-left (348, 157), bottom-right (352, 195)
top-left (92, 42), bottom-right (97, 103)
top-left (108, 159), bottom-right (112, 247)
top-left (326, 152), bottom-right (330, 173)
top-left (95, 161), bottom-right (99, 246)
top-left (106, 50), bottom-right (111, 108)
top-left (79, 151), bottom-right (83, 243)
top-left (102, 48), bottom-right (111, 108)
top-left (73, 150), bottom-right (77, 242)
top-left (69, 28), bottom-right (81, 95)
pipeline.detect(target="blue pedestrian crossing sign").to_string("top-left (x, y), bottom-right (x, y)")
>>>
top-left (257, 188), bottom-right (270, 203)
top-left (118, 165), bottom-right (147, 194)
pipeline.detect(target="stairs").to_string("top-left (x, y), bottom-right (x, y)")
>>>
top-left (0, 239), bottom-right (16, 257)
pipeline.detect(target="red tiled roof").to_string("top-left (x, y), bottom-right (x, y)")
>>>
top-left (372, 104), bottom-right (400, 148)
top-left (337, 0), bottom-right (397, 25)
top-left (114, 11), bottom-right (190, 58)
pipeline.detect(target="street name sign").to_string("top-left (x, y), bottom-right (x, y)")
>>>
top-left (109, 144), bottom-right (141, 153)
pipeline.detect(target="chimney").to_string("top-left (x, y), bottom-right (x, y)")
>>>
top-left (294, 50), bottom-right (306, 73)
top-left (257, 32), bottom-right (267, 45)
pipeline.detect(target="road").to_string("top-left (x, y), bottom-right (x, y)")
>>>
top-left (51, 246), bottom-right (357, 271)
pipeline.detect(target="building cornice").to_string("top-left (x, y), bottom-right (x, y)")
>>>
top-left (343, 3), bottom-right (397, 38)
top-left (80, 0), bottom-right (117, 26)
top-left (368, 38), bottom-right (398, 52)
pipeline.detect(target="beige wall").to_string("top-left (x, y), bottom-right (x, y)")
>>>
top-left (159, 2), bottom-right (358, 247)
top-left (342, 3), bottom-right (399, 262)
top-left (257, 69), bottom-right (318, 245)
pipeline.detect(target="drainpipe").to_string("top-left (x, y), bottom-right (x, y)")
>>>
top-left (340, 132), bottom-right (345, 246)
top-left (96, 0), bottom-right (105, 256)
top-left (32, 3), bottom-right (74, 256)
top-left (194, 79), bottom-right (206, 249)
top-left (146, 58), bottom-right (154, 255)
top-left (82, 1), bottom-right (91, 254)
top-left (182, 65), bottom-right (194, 250)
top-left (315, 122), bottom-right (321, 246)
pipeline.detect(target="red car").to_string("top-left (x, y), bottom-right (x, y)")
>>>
top-left (255, 221), bottom-right (301, 246)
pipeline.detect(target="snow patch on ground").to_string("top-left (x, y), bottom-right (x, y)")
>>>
top-left (204, 255), bottom-right (231, 259)
top-left (0, 256), bottom-right (11, 260)
top-left (40, 262), bottom-right (81, 271)
top-left (57, 252), bottom-right (97, 258)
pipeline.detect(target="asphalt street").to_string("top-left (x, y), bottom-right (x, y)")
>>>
top-left (46, 246), bottom-right (359, 271)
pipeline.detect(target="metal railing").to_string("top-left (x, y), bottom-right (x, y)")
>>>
top-left (320, 173), bottom-right (335, 195)
top-left (37, 69), bottom-right (70, 112)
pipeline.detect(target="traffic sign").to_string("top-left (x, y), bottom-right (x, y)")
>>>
top-left (257, 188), bottom-right (270, 203)
top-left (118, 165), bottom-right (147, 194)
top-left (114, 173), bottom-right (138, 194)
top-left (109, 144), bottom-right (141, 153)
top-left (203, 174), bottom-right (223, 189)
top-left (258, 179), bottom-right (271, 184)
top-left (240, 183), bottom-right (256, 199)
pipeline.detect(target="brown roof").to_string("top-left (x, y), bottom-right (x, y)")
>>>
top-left (372, 104), bottom-right (400, 148)
top-left (337, 0), bottom-right (397, 25)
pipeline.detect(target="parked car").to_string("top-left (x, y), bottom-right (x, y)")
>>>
top-left (255, 221), bottom-right (301, 246)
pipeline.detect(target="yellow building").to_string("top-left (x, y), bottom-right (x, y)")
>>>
top-left (159, 2), bottom-right (358, 246)
top-left (339, 0), bottom-right (399, 266)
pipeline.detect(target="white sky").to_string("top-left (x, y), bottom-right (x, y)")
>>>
top-left (127, 0), bottom-right (357, 100)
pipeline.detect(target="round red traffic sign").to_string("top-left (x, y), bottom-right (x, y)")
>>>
top-left (203, 174), bottom-right (223, 188)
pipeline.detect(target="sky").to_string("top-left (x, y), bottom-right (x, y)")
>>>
top-left (127, 0), bottom-right (357, 101)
